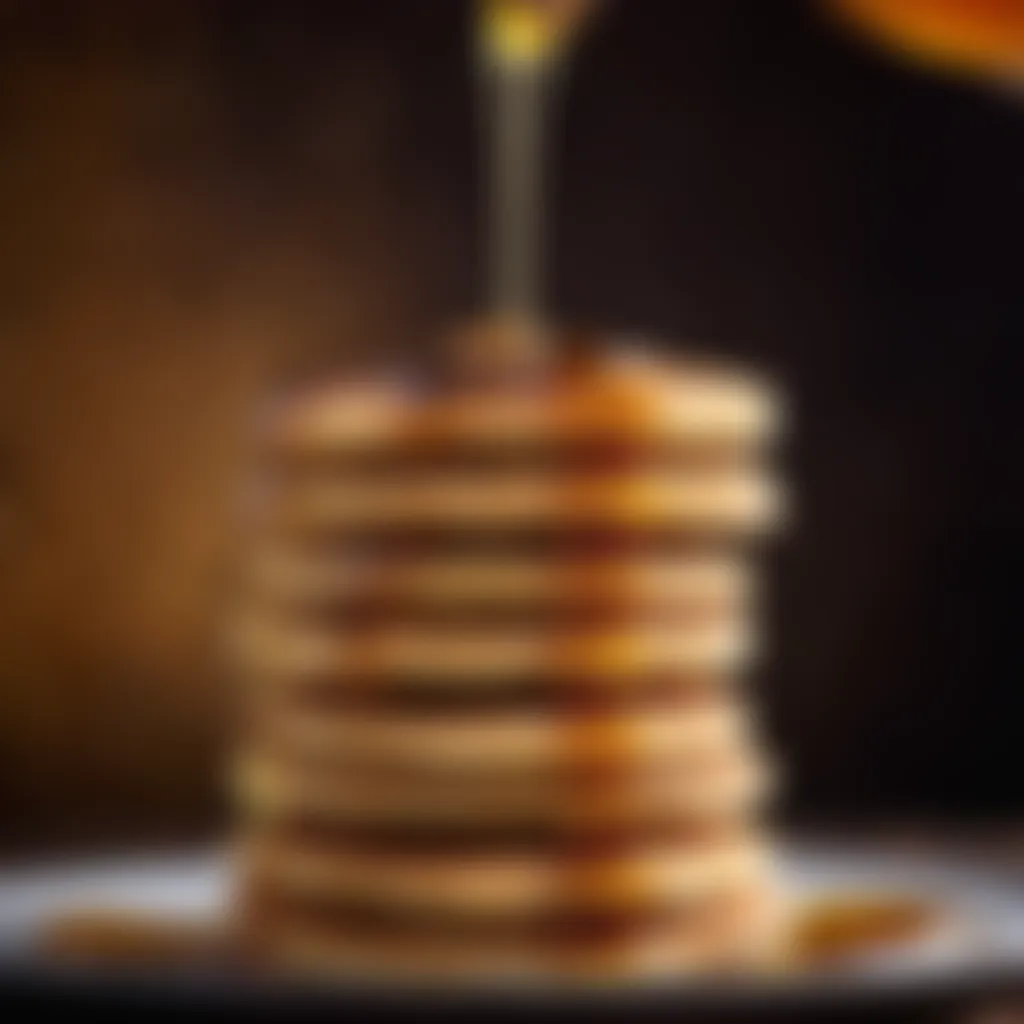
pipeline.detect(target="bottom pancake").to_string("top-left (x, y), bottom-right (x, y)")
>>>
top-left (240, 883), bottom-right (783, 982)
top-left (238, 830), bottom-right (773, 919)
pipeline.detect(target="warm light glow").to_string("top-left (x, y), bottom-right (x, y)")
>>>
top-left (830, 0), bottom-right (1024, 77)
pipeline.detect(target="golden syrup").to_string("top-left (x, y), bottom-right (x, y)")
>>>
top-left (550, 354), bottom-right (669, 968)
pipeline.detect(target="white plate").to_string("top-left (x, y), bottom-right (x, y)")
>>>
top-left (0, 842), bottom-right (1022, 1002)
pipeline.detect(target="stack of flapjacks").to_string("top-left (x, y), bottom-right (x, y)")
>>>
top-left (232, 341), bottom-right (784, 982)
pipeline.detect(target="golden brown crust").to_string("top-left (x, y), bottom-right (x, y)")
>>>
top-left (234, 339), bottom-right (784, 979)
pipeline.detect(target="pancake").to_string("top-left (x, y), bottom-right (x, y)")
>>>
top-left (246, 548), bottom-right (752, 614)
top-left (239, 831), bottom-right (771, 921)
top-left (243, 883), bottom-right (781, 982)
top-left (235, 746), bottom-right (774, 827)
top-left (267, 469), bottom-right (780, 538)
top-left (266, 345), bottom-right (777, 459)
top-left (245, 693), bottom-right (753, 771)
top-left (233, 616), bottom-right (755, 687)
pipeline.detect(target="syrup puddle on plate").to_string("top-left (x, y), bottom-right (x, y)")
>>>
top-left (40, 891), bottom-right (951, 978)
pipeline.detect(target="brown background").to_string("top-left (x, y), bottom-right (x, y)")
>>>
top-left (1, 0), bottom-right (1022, 849)
top-left (0, 0), bottom-right (436, 845)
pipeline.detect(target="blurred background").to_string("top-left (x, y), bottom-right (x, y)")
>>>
top-left (0, 0), bottom-right (1021, 853)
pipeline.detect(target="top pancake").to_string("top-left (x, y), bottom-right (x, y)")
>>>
top-left (267, 343), bottom-right (778, 461)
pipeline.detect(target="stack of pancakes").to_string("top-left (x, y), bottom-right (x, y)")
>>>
top-left (233, 338), bottom-right (783, 981)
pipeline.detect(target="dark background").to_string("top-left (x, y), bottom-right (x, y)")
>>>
top-left (1, 0), bottom-right (1021, 849)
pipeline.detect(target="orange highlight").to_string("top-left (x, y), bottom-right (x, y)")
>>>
top-left (830, 0), bottom-right (1024, 76)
